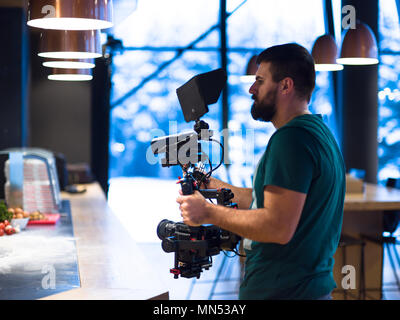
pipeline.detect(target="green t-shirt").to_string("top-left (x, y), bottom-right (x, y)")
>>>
top-left (239, 114), bottom-right (346, 300)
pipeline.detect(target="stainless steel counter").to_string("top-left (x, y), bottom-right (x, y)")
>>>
top-left (0, 200), bottom-right (80, 300)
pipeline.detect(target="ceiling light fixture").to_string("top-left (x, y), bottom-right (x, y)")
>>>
top-left (42, 60), bottom-right (95, 69)
top-left (337, 21), bottom-right (379, 65)
top-left (311, 34), bottom-right (344, 72)
top-left (38, 30), bottom-right (102, 59)
top-left (48, 68), bottom-right (93, 81)
top-left (27, 0), bottom-right (113, 30)
top-left (240, 55), bottom-right (258, 83)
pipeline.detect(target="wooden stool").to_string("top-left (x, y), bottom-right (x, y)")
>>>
top-left (337, 234), bottom-right (366, 299)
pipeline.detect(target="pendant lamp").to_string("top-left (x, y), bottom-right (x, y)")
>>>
top-left (48, 68), bottom-right (93, 81)
top-left (27, 0), bottom-right (113, 30)
top-left (240, 55), bottom-right (258, 83)
top-left (38, 30), bottom-right (102, 59)
top-left (42, 60), bottom-right (95, 69)
top-left (336, 21), bottom-right (379, 65)
top-left (311, 34), bottom-right (344, 71)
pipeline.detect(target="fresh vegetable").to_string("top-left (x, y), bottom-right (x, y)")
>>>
top-left (0, 204), bottom-right (26, 236)
top-left (29, 211), bottom-right (46, 221)
top-left (0, 201), bottom-right (12, 222)
top-left (5, 225), bottom-right (15, 235)
top-left (9, 207), bottom-right (40, 220)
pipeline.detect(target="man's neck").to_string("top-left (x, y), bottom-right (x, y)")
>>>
top-left (272, 101), bottom-right (311, 129)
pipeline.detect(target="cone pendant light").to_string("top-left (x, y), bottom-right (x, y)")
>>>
top-left (311, 34), bottom-right (344, 71)
top-left (337, 21), bottom-right (379, 65)
top-left (241, 55), bottom-right (258, 83)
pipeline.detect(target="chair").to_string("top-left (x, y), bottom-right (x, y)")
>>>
top-left (337, 234), bottom-right (366, 299)
top-left (361, 178), bottom-right (400, 298)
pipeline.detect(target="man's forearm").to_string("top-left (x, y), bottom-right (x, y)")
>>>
top-left (206, 204), bottom-right (287, 244)
top-left (205, 177), bottom-right (253, 209)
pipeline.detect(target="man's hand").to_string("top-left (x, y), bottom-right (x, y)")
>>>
top-left (176, 191), bottom-right (212, 226)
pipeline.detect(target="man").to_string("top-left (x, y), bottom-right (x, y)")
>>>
top-left (176, 43), bottom-right (346, 300)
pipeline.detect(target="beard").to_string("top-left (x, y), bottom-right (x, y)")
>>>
top-left (250, 86), bottom-right (278, 122)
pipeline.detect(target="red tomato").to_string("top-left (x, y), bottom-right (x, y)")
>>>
top-left (0, 229), bottom-right (4, 236)
top-left (0, 222), bottom-right (4, 230)
top-left (4, 220), bottom-right (9, 227)
top-left (5, 227), bottom-right (15, 235)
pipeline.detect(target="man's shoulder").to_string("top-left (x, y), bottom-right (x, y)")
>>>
top-left (274, 115), bottom-right (335, 146)
top-left (269, 125), bottom-right (316, 146)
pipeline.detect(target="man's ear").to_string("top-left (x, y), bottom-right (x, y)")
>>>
top-left (281, 77), bottom-right (294, 93)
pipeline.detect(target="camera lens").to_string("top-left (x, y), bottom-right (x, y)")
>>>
top-left (161, 239), bottom-right (176, 253)
top-left (157, 219), bottom-right (173, 240)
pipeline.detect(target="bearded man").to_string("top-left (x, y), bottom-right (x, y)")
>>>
top-left (176, 43), bottom-right (346, 300)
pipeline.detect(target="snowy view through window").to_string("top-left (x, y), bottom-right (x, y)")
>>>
top-left (107, 0), bottom-right (400, 242)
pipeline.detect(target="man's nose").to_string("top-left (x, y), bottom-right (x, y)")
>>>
top-left (249, 82), bottom-right (256, 95)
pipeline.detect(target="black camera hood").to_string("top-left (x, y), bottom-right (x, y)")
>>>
top-left (176, 68), bottom-right (227, 123)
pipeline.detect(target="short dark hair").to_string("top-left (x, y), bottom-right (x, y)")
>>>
top-left (256, 43), bottom-right (316, 102)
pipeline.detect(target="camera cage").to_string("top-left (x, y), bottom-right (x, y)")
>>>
top-left (151, 68), bottom-right (242, 279)
top-left (157, 218), bottom-right (241, 279)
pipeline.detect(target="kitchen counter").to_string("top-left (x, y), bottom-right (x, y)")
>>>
top-left (344, 183), bottom-right (400, 211)
top-left (333, 182), bottom-right (400, 299)
top-left (0, 182), bottom-right (169, 300)
top-left (43, 182), bottom-right (169, 300)
top-left (0, 200), bottom-right (80, 299)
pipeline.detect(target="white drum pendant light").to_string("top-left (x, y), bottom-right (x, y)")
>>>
top-left (48, 68), bottom-right (93, 81)
top-left (38, 30), bottom-right (102, 59)
top-left (42, 60), bottom-right (96, 69)
top-left (27, 0), bottom-right (113, 30)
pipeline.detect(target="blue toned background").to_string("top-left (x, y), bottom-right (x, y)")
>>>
top-left (108, 0), bottom-right (335, 186)
top-left (378, 0), bottom-right (400, 182)
top-left (103, 1), bottom-right (400, 297)
top-left (108, 0), bottom-right (399, 186)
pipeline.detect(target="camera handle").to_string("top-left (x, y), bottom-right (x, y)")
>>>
top-left (177, 174), bottom-right (237, 207)
top-left (194, 119), bottom-right (209, 135)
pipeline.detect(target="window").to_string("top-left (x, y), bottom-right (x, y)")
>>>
top-left (378, 0), bottom-right (400, 182)
top-left (109, 0), bottom-right (334, 186)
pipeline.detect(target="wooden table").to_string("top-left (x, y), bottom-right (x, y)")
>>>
top-left (42, 182), bottom-right (169, 300)
top-left (332, 183), bottom-right (400, 300)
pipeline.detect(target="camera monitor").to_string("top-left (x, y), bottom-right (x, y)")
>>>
top-left (176, 68), bottom-right (227, 123)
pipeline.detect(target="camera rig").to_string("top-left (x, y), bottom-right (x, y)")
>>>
top-left (152, 69), bottom-right (242, 279)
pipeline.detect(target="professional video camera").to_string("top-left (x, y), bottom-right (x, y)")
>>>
top-left (151, 68), bottom-right (242, 279)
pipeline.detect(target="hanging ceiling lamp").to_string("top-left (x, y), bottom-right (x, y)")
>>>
top-left (240, 55), bottom-right (258, 83)
top-left (336, 21), bottom-right (379, 65)
top-left (27, 0), bottom-right (113, 30)
top-left (48, 68), bottom-right (93, 81)
top-left (42, 59), bottom-right (95, 69)
top-left (311, 34), bottom-right (344, 72)
top-left (38, 30), bottom-right (102, 59)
